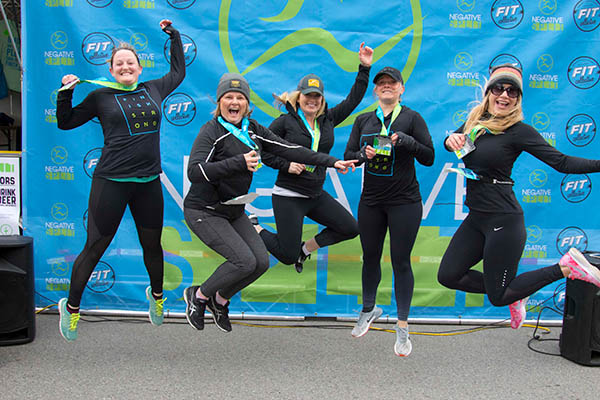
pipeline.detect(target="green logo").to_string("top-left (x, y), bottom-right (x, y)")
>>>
top-left (218, 0), bottom-right (424, 127)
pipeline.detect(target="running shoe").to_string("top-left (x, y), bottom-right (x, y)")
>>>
top-left (146, 286), bottom-right (165, 326)
top-left (561, 248), bottom-right (600, 288)
top-left (58, 298), bottom-right (80, 342)
top-left (351, 306), bottom-right (383, 338)
top-left (183, 286), bottom-right (206, 330)
top-left (394, 325), bottom-right (412, 357)
top-left (508, 296), bottom-right (528, 329)
top-left (207, 295), bottom-right (232, 332)
top-left (294, 242), bottom-right (310, 273)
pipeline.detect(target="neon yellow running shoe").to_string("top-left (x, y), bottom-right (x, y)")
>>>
top-left (58, 298), bottom-right (80, 342)
top-left (146, 286), bottom-right (165, 326)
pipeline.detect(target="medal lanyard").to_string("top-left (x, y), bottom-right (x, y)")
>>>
top-left (297, 108), bottom-right (320, 152)
top-left (375, 103), bottom-right (402, 136)
top-left (217, 116), bottom-right (258, 151)
top-left (59, 77), bottom-right (138, 92)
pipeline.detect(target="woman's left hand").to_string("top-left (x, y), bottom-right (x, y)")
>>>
top-left (334, 160), bottom-right (357, 174)
top-left (359, 42), bottom-right (373, 67)
top-left (159, 19), bottom-right (173, 30)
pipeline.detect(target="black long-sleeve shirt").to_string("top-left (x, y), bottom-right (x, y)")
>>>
top-left (56, 29), bottom-right (185, 179)
top-left (262, 65), bottom-right (370, 197)
top-left (184, 118), bottom-right (340, 219)
top-left (446, 121), bottom-right (600, 214)
top-left (344, 105), bottom-right (434, 206)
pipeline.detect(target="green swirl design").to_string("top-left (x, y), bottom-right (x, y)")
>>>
top-left (219, 0), bottom-right (424, 125)
top-left (260, 0), bottom-right (304, 22)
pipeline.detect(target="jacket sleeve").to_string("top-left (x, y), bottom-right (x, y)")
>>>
top-left (343, 116), bottom-right (367, 165)
top-left (187, 124), bottom-right (248, 183)
top-left (520, 124), bottom-right (600, 173)
top-left (395, 112), bottom-right (435, 166)
top-left (261, 115), bottom-right (292, 171)
top-left (327, 64), bottom-right (370, 126)
top-left (255, 124), bottom-right (338, 167)
top-left (148, 27), bottom-right (186, 98)
top-left (56, 88), bottom-right (97, 130)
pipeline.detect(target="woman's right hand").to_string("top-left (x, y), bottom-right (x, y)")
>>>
top-left (288, 162), bottom-right (305, 175)
top-left (61, 74), bottom-right (79, 87)
top-left (244, 150), bottom-right (261, 172)
top-left (445, 133), bottom-right (466, 151)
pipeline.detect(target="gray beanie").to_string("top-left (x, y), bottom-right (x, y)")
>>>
top-left (216, 73), bottom-right (250, 101)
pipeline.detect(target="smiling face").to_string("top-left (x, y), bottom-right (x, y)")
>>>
top-left (487, 83), bottom-right (519, 116)
top-left (109, 49), bottom-right (142, 86)
top-left (298, 92), bottom-right (323, 117)
top-left (219, 91), bottom-right (248, 125)
top-left (374, 75), bottom-right (404, 105)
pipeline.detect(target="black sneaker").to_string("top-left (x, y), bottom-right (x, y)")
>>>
top-left (294, 243), bottom-right (311, 273)
top-left (183, 286), bottom-right (206, 330)
top-left (248, 213), bottom-right (259, 226)
top-left (207, 295), bottom-right (232, 332)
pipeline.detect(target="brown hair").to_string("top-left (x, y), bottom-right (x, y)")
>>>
top-left (109, 43), bottom-right (140, 67)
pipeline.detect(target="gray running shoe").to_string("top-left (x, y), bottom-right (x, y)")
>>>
top-left (351, 306), bottom-right (383, 337)
top-left (394, 325), bottom-right (412, 357)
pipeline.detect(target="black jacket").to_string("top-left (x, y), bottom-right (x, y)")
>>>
top-left (262, 64), bottom-right (370, 197)
top-left (184, 118), bottom-right (340, 219)
top-left (344, 106), bottom-right (434, 206)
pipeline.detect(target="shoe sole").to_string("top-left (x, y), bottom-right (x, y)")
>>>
top-left (394, 339), bottom-right (412, 357)
top-left (58, 298), bottom-right (75, 342)
top-left (352, 308), bottom-right (383, 338)
top-left (510, 297), bottom-right (528, 329)
top-left (569, 248), bottom-right (600, 285)
top-left (183, 288), bottom-right (203, 330)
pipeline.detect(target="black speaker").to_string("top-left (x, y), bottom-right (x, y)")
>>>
top-left (559, 251), bottom-right (600, 366)
top-left (0, 236), bottom-right (35, 345)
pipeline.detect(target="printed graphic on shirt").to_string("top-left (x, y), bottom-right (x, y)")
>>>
top-left (115, 89), bottom-right (161, 136)
top-left (362, 133), bottom-right (394, 176)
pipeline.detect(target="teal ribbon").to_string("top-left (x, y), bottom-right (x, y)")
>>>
top-left (218, 116), bottom-right (262, 169)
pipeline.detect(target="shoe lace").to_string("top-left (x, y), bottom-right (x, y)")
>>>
top-left (155, 297), bottom-right (166, 316)
top-left (69, 313), bottom-right (80, 331)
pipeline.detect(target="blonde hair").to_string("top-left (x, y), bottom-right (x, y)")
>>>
top-left (463, 87), bottom-right (524, 140)
top-left (273, 90), bottom-right (326, 118)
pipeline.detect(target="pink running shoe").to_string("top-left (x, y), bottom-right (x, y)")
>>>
top-left (508, 296), bottom-right (528, 329)
top-left (561, 248), bottom-right (600, 288)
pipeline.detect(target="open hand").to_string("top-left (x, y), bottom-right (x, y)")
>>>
top-left (359, 42), bottom-right (374, 67)
top-left (334, 160), bottom-right (357, 174)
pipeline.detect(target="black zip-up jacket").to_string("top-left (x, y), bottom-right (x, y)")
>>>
top-left (344, 105), bottom-right (434, 206)
top-left (261, 64), bottom-right (370, 197)
top-left (184, 118), bottom-right (341, 219)
top-left (447, 121), bottom-right (600, 214)
top-left (56, 27), bottom-right (185, 179)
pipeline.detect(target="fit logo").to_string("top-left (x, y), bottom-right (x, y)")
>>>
top-left (87, 261), bottom-right (115, 293)
top-left (568, 57), bottom-right (600, 89)
top-left (167, 0), bottom-right (196, 9)
top-left (87, 0), bottom-right (113, 7)
top-left (82, 32), bottom-right (115, 65)
top-left (83, 148), bottom-right (102, 178)
top-left (566, 114), bottom-right (596, 147)
top-left (163, 93), bottom-right (196, 126)
top-left (556, 227), bottom-right (588, 255)
top-left (164, 34), bottom-right (197, 67)
top-left (491, 0), bottom-right (524, 29)
top-left (573, 0), bottom-right (600, 31)
top-left (561, 174), bottom-right (592, 203)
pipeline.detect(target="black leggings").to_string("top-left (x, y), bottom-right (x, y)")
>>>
top-left (259, 192), bottom-right (359, 265)
top-left (67, 177), bottom-right (164, 308)
top-left (184, 208), bottom-right (270, 299)
top-left (437, 211), bottom-right (563, 306)
top-left (358, 201), bottom-right (422, 321)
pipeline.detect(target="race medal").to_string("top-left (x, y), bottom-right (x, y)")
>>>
top-left (374, 135), bottom-right (392, 156)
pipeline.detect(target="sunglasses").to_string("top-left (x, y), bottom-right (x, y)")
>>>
top-left (490, 84), bottom-right (520, 99)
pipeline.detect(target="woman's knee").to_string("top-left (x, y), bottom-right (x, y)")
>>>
top-left (437, 267), bottom-right (460, 289)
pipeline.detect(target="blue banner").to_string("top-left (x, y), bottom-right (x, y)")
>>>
top-left (23, 0), bottom-right (600, 320)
